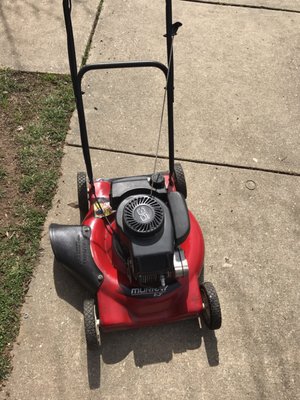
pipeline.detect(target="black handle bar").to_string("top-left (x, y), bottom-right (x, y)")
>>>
top-left (63, 0), bottom-right (178, 185)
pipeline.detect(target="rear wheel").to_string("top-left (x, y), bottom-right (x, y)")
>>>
top-left (83, 298), bottom-right (100, 350)
top-left (174, 163), bottom-right (187, 198)
top-left (200, 282), bottom-right (222, 330)
top-left (77, 172), bottom-right (89, 223)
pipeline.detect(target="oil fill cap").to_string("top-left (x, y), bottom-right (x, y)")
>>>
top-left (150, 173), bottom-right (165, 189)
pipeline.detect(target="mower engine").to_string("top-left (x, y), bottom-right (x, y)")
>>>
top-left (114, 190), bottom-right (189, 287)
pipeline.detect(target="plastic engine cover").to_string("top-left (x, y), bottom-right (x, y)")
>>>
top-left (116, 195), bottom-right (174, 277)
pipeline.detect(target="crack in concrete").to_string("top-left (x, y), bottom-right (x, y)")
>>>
top-left (67, 143), bottom-right (300, 177)
top-left (181, 0), bottom-right (300, 14)
top-left (81, 0), bottom-right (104, 67)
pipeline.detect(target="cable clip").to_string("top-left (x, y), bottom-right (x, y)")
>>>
top-left (164, 21), bottom-right (182, 37)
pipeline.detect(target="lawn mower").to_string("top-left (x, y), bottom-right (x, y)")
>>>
top-left (50, 0), bottom-right (222, 350)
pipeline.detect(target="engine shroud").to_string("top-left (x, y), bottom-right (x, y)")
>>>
top-left (115, 195), bottom-right (174, 285)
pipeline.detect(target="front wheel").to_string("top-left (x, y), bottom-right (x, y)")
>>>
top-left (83, 298), bottom-right (100, 350)
top-left (200, 282), bottom-right (222, 330)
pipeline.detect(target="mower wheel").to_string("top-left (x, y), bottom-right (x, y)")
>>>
top-left (200, 282), bottom-right (222, 330)
top-left (199, 265), bottom-right (205, 284)
top-left (83, 298), bottom-right (100, 350)
top-left (174, 163), bottom-right (187, 198)
top-left (77, 172), bottom-right (89, 223)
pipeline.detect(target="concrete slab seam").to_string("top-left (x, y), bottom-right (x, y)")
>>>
top-left (182, 0), bottom-right (300, 14)
top-left (67, 143), bottom-right (300, 178)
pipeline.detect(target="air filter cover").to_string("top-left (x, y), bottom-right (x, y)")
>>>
top-left (123, 195), bottom-right (164, 236)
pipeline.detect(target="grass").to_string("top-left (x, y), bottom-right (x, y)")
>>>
top-left (0, 69), bottom-right (74, 382)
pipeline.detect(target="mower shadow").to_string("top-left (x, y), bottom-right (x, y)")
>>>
top-left (84, 320), bottom-right (219, 390)
top-left (87, 348), bottom-right (101, 390)
top-left (199, 318), bottom-right (220, 367)
top-left (53, 258), bottom-right (86, 312)
top-left (53, 259), bottom-right (102, 389)
top-left (100, 318), bottom-right (220, 368)
top-left (53, 260), bottom-right (219, 389)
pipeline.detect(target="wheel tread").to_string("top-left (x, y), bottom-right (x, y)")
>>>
top-left (174, 163), bottom-right (187, 198)
top-left (200, 281), bottom-right (222, 330)
top-left (83, 299), bottom-right (100, 350)
top-left (77, 172), bottom-right (89, 223)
